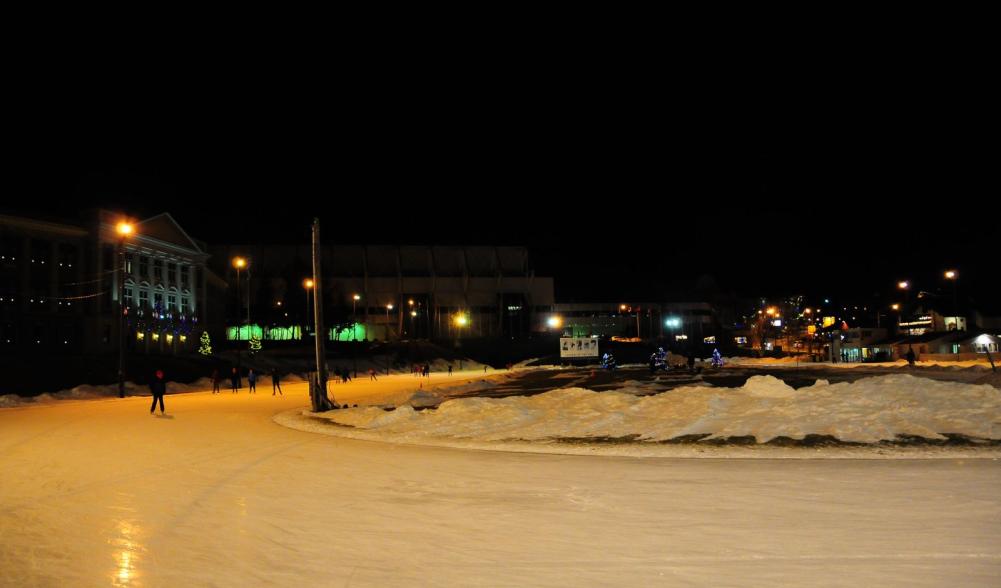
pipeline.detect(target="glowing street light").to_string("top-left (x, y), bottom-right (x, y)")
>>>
top-left (232, 256), bottom-right (250, 376)
top-left (944, 270), bottom-right (960, 329)
top-left (303, 279), bottom-right (314, 334)
top-left (891, 303), bottom-right (900, 311)
top-left (351, 294), bottom-right (361, 341)
top-left (547, 315), bottom-right (562, 329)
top-left (116, 220), bottom-right (136, 398)
top-left (898, 281), bottom-right (909, 290)
top-left (454, 313), bottom-right (469, 327)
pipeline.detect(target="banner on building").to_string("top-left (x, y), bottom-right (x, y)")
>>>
top-left (560, 337), bottom-right (599, 358)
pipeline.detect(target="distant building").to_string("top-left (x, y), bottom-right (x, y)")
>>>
top-left (0, 211), bottom-right (211, 355)
top-left (897, 308), bottom-right (967, 335)
top-left (207, 244), bottom-right (554, 341)
top-left (551, 301), bottom-right (717, 343)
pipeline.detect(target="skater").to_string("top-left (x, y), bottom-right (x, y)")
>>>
top-left (333, 366), bottom-right (341, 383)
top-left (448, 364), bottom-right (453, 376)
top-left (424, 363), bottom-right (431, 378)
top-left (483, 365), bottom-right (488, 373)
top-left (211, 368), bottom-right (221, 394)
top-left (687, 353), bottom-right (696, 373)
top-left (230, 367), bottom-right (240, 393)
top-left (150, 369), bottom-right (166, 414)
top-left (368, 368), bottom-right (378, 381)
top-left (712, 348), bottom-right (723, 368)
top-left (248, 369), bottom-right (257, 393)
top-left (905, 345), bottom-right (916, 366)
top-left (272, 370), bottom-right (283, 395)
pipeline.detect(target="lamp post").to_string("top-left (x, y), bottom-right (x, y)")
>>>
top-left (233, 257), bottom-right (247, 376)
top-left (352, 294), bottom-right (360, 341)
top-left (303, 278), bottom-right (314, 337)
top-left (454, 312), bottom-right (469, 342)
top-left (945, 270), bottom-right (960, 330)
top-left (116, 221), bottom-right (134, 398)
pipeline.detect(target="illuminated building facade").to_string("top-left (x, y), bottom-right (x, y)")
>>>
top-left (0, 211), bottom-right (210, 354)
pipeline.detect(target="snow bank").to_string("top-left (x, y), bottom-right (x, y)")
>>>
top-left (398, 378), bottom-right (500, 408)
top-left (307, 374), bottom-right (1001, 445)
top-left (0, 377), bottom-right (215, 408)
top-left (725, 356), bottom-right (996, 369)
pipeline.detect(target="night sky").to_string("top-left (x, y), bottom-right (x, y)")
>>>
top-left (5, 72), bottom-right (998, 308)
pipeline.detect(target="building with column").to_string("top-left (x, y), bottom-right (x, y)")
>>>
top-left (0, 210), bottom-right (211, 355)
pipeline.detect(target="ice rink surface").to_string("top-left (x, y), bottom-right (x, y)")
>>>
top-left (1, 374), bottom-right (999, 587)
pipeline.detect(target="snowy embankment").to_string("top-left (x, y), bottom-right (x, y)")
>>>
top-left (279, 374), bottom-right (1001, 452)
top-left (0, 377), bottom-right (225, 408)
top-left (724, 356), bottom-right (996, 369)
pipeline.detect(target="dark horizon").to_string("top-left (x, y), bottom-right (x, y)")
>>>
top-left (5, 78), bottom-right (998, 308)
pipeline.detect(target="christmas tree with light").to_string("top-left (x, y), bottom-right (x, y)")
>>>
top-left (199, 331), bottom-right (212, 355)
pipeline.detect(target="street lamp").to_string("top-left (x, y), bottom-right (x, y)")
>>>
top-left (454, 312), bottom-right (469, 339)
top-left (352, 294), bottom-right (361, 341)
top-left (303, 278), bottom-right (314, 336)
top-left (116, 221), bottom-right (134, 398)
top-left (233, 256), bottom-right (248, 377)
top-left (945, 270), bottom-right (960, 329)
top-left (385, 304), bottom-right (393, 338)
top-left (897, 280), bottom-right (911, 310)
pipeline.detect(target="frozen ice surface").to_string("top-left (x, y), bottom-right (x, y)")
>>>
top-left (1, 373), bottom-right (999, 586)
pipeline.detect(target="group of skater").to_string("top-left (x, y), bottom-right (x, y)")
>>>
top-left (211, 367), bottom-right (285, 395)
top-left (147, 359), bottom-right (476, 415)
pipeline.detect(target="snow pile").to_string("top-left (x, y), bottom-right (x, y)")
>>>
top-left (399, 378), bottom-right (501, 407)
top-left (310, 374), bottom-right (1001, 444)
top-left (0, 377), bottom-right (215, 408)
top-left (725, 356), bottom-right (996, 369)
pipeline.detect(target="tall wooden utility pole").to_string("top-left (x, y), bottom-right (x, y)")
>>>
top-left (311, 218), bottom-right (335, 411)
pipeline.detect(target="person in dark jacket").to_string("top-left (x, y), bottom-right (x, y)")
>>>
top-left (231, 367), bottom-right (240, 393)
top-left (272, 370), bottom-right (283, 395)
top-left (248, 369), bottom-right (257, 393)
top-left (211, 368), bottom-right (221, 394)
top-left (150, 370), bottom-right (167, 414)
top-left (905, 345), bottom-right (916, 366)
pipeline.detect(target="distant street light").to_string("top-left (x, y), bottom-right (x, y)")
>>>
top-left (547, 315), bottom-right (562, 329)
top-left (233, 256), bottom-right (249, 375)
top-left (945, 270), bottom-right (960, 329)
top-left (897, 280), bottom-right (911, 310)
top-left (351, 294), bottom-right (361, 341)
top-left (303, 278), bottom-right (314, 335)
top-left (116, 221), bottom-right (135, 398)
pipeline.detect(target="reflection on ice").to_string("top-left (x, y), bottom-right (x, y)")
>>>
top-left (111, 519), bottom-right (142, 586)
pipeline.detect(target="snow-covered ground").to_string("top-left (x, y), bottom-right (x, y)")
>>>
top-left (2, 374), bottom-right (1000, 586)
top-left (725, 356), bottom-right (997, 369)
top-left (292, 374), bottom-right (1001, 454)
